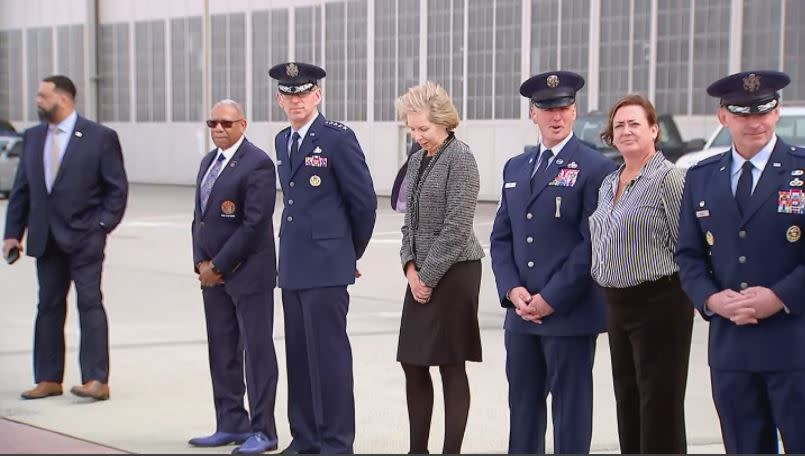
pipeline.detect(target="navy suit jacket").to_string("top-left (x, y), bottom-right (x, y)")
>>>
top-left (490, 135), bottom-right (616, 336)
top-left (274, 113), bottom-right (377, 290)
top-left (192, 138), bottom-right (277, 296)
top-left (676, 137), bottom-right (805, 371)
top-left (4, 115), bottom-right (128, 257)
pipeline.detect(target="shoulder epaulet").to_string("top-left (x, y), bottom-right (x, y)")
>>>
top-left (689, 151), bottom-right (727, 171)
top-left (788, 144), bottom-right (805, 158)
top-left (323, 120), bottom-right (350, 132)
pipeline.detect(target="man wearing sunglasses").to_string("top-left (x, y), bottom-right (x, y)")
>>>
top-left (189, 99), bottom-right (280, 454)
top-left (269, 62), bottom-right (377, 454)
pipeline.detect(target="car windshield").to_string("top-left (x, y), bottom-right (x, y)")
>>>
top-left (709, 113), bottom-right (805, 148)
top-left (572, 116), bottom-right (607, 148)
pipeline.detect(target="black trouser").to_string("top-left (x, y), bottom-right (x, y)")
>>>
top-left (34, 232), bottom-right (109, 384)
top-left (603, 273), bottom-right (694, 454)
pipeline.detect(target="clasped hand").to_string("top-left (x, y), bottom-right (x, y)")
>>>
top-left (406, 268), bottom-right (432, 304)
top-left (197, 260), bottom-right (224, 288)
top-left (706, 287), bottom-right (784, 325)
top-left (509, 286), bottom-right (554, 324)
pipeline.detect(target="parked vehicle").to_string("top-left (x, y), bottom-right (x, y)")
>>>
top-left (0, 133), bottom-right (23, 198)
top-left (572, 111), bottom-right (705, 165)
top-left (675, 106), bottom-right (805, 170)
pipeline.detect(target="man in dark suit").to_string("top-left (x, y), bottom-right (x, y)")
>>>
top-left (489, 71), bottom-right (616, 453)
top-left (3, 75), bottom-right (128, 401)
top-left (269, 62), bottom-right (377, 454)
top-left (676, 70), bottom-right (805, 453)
top-left (188, 99), bottom-right (279, 455)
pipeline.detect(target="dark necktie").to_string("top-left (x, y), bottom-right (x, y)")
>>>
top-left (735, 160), bottom-right (754, 215)
top-left (200, 153), bottom-right (225, 212)
top-left (290, 131), bottom-right (300, 165)
top-left (531, 149), bottom-right (554, 193)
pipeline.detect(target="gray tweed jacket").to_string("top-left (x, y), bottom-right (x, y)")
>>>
top-left (400, 135), bottom-right (485, 287)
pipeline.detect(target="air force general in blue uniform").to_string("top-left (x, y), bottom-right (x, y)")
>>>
top-left (490, 71), bottom-right (616, 453)
top-left (269, 62), bottom-right (377, 454)
top-left (676, 70), bottom-right (805, 453)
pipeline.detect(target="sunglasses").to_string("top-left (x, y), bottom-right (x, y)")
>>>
top-left (206, 119), bottom-right (244, 128)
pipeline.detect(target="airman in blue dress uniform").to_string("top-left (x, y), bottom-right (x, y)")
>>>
top-left (676, 70), bottom-right (805, 453)
top-left (489, 71), bottom-right (616, 453)
top-left (269, 62), bottom-right (377, 454)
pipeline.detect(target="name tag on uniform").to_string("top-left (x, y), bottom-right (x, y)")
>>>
top-left (504, 182), bottom-right (517, 188)
top-left (696, 209), bottom-right (710, 218)
top-left (549, 168), bottom-right (579, 187)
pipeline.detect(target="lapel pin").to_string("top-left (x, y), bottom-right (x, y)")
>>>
top-left (556, 159), bottom-right (564, 165)
top-left (229, 160), bottom-right (237, 168)
top-left (313, 146), bottom-right (322, 154)
top-left (567, 161), bottom-right (578, 169)
top-left (699, 201), bottom-right (705, 207)
top-left (74, 131), bottom-right (82, 137)
top-left (790, 178), bottom-right (804, 187)
top-left (773, 162), bottom-right (782, 167)
top-left (792, 170), bottom-right (804, 176)
top-left (529, 158), bottom-right (533, 163)
top-left (277, 160), bottom-right (283, 165)
top-left (719, 166), bottom-right (726, 171)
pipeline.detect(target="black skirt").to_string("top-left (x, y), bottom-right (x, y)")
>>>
top-left (396, 260), bottom-right (483, 366)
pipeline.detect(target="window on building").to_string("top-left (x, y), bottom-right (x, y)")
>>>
top-left (295, 5), bottom-right (322, 65)
top-left (374, 0), bottom-right (420, 121)
top-left (27, 27), bottom-right (54, 121)
top-left (211, 13), bottom-right (246, 115)
top-left (57, 25), bottom-right (85, 115)
top-left (99, 23), bottom-right (130, 122)
top-left (530, 0), bottom-right (558, 75)
top-left (560, 0), bottom-right (590, 113)
top-left (0, 30), bottom-right (23, 120)
top-left (253, 9), bottom-right (289, 122)
top-left (325, 0), bottom-right (367, 121)
top-left (599, 0), bottom-right (631, 111)
top-left (134, 20), bottom-right (166, 122)
top-left (655, 0), bottom-right (690, 115)
top-left (691, 0), bottom-right (729, 114)
top-left (495, 0), bottom-right (521, 118)
top-left (466, 0), bottom-right (494, 119)
top-left (742, 0), bottom-right (781, 72)
top-left (783, 0), bottom-right (804, 102)
top-left (427, 0), bottom-right (464, 115)
top-left (171, 17), bottom-right (202, 122)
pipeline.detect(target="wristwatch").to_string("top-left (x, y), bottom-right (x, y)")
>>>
top-left (210, 262), bottom-right (221, 275)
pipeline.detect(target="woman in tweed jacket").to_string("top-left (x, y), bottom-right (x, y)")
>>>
top-left (395, 82), bottom-right (485, 454)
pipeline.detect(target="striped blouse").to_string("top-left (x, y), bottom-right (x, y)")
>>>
top-left (589, 151), bottom-right (686, 288)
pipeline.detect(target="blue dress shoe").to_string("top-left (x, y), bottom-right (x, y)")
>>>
top-left (232, 432), bottom-right (278, 454)
top-left (189, 431), bottom-right (252, 447)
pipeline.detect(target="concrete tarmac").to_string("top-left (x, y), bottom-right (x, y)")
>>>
top-left (0, 184), bottom-right (726, 453)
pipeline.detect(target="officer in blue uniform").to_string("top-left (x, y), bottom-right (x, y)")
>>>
top-left (676, 70), bottom-right (805, 453)
top-left (269, 62), bottom-right (377, 454)
top-left (489, 71), bottom-right (616, 453)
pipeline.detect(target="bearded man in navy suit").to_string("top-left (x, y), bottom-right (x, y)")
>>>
top-left (188, 99), bottom-right (279, 455)
top-left (3, 75), bottom-right (128, 401)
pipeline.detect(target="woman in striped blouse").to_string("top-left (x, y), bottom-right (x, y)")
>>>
top-left (589, 94), bottom-right (694, 453)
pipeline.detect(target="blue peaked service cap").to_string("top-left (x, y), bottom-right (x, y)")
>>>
top-left (707, 70), bottom-right (790, 115)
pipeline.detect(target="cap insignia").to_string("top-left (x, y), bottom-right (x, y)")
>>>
top-left (743, 73), bottom-right (760, 93)
top-left (547, 74), bottom-right (560, 88)
top-left (286, 63), bottom-right (299, 78)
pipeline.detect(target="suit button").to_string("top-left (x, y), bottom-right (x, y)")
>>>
top-left (738, 256), bottom-right (746, 263)
top-left (290, 181), bottom-right (295, 188)
top-left (738, 230), bottom-right (747, 238)
top-left (288, 199), bottom-right (294, 205)
top-left (200, 221), bottom-right (205, 226)
top-left (526, 236), bottom-right (533, 244)
top-left (527, 261), bottom-right (534, 268)
top-left (740, 282), bottom-right (748, 290)
top-left (526, 213), bottom-right (533, 220)
top-left (287, 216), bottom-right (293, 222)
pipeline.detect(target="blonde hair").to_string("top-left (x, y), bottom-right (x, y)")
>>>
top-left (395, 81), bottom-right (460, 131)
